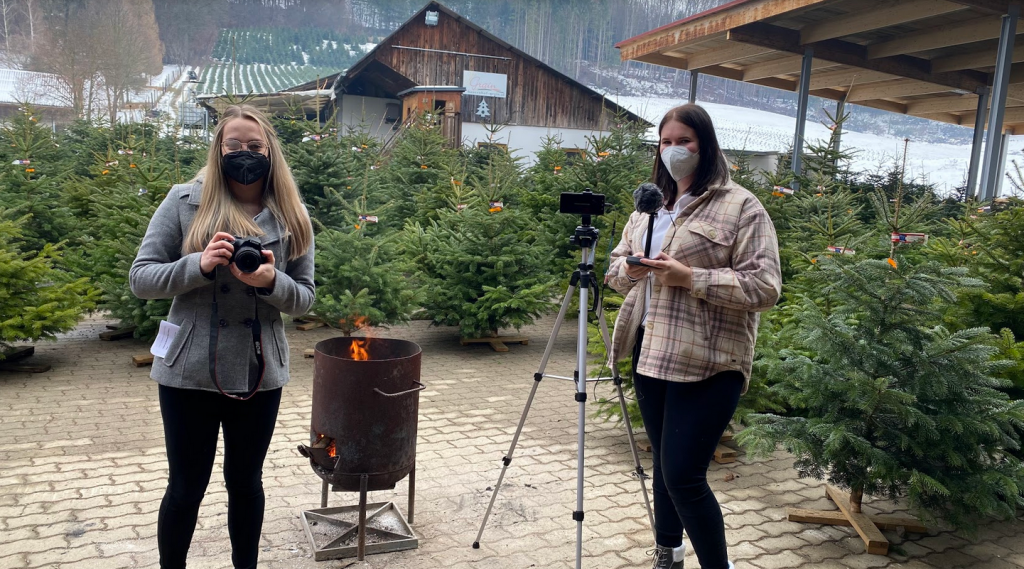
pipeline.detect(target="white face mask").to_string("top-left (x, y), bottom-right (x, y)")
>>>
top-left (660, 145), bottom-right (699, 181)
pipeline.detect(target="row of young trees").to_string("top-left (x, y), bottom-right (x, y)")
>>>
top-left (2, 100), bottom-right (1022, 536)
top-left (211, 27), bottom-right (368, 68)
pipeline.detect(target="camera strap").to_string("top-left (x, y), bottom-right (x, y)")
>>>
top-left (208, 272), bottom-right (265, 400)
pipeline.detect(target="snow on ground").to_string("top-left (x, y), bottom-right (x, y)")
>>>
top-left (148, 65), bottom-right (180, 89)
top-left (612, 95), bottom-right (1024, 195)
top-left (0, 68), bottom-right (66, 107)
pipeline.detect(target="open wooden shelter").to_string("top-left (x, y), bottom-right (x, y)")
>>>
top-left (616, 0), bottom-right (1021, 199)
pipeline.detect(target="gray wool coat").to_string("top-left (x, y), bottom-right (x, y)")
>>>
top-left (129, 181), bottom-right (315, 393)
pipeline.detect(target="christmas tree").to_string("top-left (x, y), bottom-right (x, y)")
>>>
top-left (378, 112), bottom-right (452, 230)
top-left (738, 253), bottom-right (1024, 533)
top-left (931, 202), bottom-right (1024, 392)
top-left (0, 211), bottom-right (98, 356)
top-left (309, 191), bottom-right (421, 335)
top-left (287, 114), bottom-right (350, 230)
top-left (66, 132), bottom-right (174, 340)
top-left (0, 104), bottom-right (73, 254)
top-left (404, 149), bottom-right (556, 340)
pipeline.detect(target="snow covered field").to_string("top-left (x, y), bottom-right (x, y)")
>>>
top-left (613, 95), bottom-right (1024, 195)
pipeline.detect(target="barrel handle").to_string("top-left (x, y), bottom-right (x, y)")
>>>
top-left (374, 380), bottom-right (426, 397)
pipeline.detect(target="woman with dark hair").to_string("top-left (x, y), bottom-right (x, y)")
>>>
top-left (606, 104), bottom-right (781, 569)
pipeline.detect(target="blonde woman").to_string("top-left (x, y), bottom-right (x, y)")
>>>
top-left (130, 105), bottom-right (314, 569)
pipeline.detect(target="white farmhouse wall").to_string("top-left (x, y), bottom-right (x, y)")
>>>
top-left (336, 94), bottom-right (612, 165)
top-left (338, 94), bottom-right (401, 139)
top-left (462, 123), bottom-right (608, 166)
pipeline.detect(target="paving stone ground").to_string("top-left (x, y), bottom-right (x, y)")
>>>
top-left (1, 314), bottom-right (1022, 569)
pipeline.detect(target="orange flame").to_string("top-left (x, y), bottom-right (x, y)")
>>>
top-left (350, 339), bottom-right (369, 361)
top-left (327, 441), bottom-right (337, 458)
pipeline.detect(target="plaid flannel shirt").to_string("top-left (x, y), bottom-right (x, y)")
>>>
top-left (607, 178), bottom-right (781, 394)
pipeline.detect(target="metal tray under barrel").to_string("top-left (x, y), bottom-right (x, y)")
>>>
top-left (300, 501), bottom-right (418, 561)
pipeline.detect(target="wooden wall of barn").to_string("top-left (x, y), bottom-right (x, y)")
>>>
top-left (370, 12), bottom-right (613, 131)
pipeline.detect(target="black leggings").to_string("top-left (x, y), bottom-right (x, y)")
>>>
top-left (157, 384), bottom-right (282, 569)
top-left (633, 328), bottom-right (742, 569)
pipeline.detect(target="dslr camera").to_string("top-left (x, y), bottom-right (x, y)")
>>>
top-left (228, 236), bottom-right (267, 274)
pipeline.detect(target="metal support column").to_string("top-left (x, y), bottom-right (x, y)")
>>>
top-left (791, 47), bottom-right (814, 190)
top-left (689, 71), bottom-right (699, 104)
top-left (967, 87), bottom-right (990, 199)
top-left (996, 129), bottom-right (1011, 198)
top-left (980, 3), bottom-right (1019, 202)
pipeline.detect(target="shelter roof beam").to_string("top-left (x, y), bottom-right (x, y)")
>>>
top-left (930, 39), bottom-right (1024, 72)
top-left (616, 0), bottom-right (828, 62)
top-left (866, 15), bottom-right (1022, 59)
top-left (799, 0), bottom-right (966, 44)
top-left (728, 22), bottom-right (989, 92)
top-left (742, 54), bottom-right (836, 80)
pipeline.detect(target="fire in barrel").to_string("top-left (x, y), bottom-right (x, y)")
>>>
top-left (297, 336), bottom-right (423, 492)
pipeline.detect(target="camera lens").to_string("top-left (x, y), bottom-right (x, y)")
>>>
top-left (234, 248), bottom-right (262, 273)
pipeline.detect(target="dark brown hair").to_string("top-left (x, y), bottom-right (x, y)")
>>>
top-left (652, 104), bottom-right (730, 203)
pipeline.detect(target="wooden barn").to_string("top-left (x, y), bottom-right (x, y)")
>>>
top-left (331, 1), bottom-right (649, 163)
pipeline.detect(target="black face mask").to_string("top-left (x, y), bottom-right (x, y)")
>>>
top-left (222, 150), bottom-right (270, 186)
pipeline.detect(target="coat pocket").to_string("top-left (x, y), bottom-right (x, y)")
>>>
top-left (162, 320), bottom-right (194, 367)
top-left (271, 318), bottom-right (287, 366)
top-left (686, 220), bottom-right (736, 268)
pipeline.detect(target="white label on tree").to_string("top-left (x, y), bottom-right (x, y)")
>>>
top-left (476, 100), bottom-right (490, 118)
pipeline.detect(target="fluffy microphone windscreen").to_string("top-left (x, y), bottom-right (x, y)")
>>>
top-left (633, 182), bottom-right (664, 214)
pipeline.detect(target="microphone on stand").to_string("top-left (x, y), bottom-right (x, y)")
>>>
top-left (633, 182), bottom-right (664, 259)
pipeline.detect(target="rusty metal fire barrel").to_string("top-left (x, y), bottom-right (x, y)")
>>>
top-left (298, 337), bottom-right (423, 492)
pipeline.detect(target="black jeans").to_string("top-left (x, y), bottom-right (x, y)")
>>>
top-left (633, 328), bottom-right (742, 569)
top-left (157, 384), bottom-right (282, 569)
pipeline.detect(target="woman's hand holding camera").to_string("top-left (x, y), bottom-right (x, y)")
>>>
top-left (230, 249), bottom-right (276, 290)
top-left (200, 232), bottom-right (277, 290)
top-left (200, 232), bottom-right (237, 274)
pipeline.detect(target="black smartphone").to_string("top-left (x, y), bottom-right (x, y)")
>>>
top-left (625, 255), bottom-right (647, 266)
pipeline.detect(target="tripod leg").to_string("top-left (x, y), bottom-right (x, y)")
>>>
top-left (473, 283), bottom-right (577, 549)
top-left (573, 266), bottom-right (594, 569)
top-left (596, 304), bottom-right (656, 537)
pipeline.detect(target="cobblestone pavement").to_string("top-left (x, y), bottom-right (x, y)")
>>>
top-left (1, 314), bottom-right (1022, 569)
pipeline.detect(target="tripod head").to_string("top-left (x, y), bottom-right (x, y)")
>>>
top-left (559, 188), bottom-right (607, 250)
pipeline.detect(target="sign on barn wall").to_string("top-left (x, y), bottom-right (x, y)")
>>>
top-left (463, 70), bottom-right (507, 98)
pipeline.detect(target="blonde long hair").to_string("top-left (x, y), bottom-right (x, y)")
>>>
top-left (183, 105), bottom-right (312, 260)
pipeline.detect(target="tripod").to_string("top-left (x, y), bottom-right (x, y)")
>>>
top-left (472, 220), bottom-right (655, 569)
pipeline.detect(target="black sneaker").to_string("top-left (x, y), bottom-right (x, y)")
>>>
top-left (648, 544), bottom-right (682, 569)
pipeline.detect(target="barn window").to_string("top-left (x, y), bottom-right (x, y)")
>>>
top-left (563, 148), bottom-right (586, 163)
top-left (477, 142), bottom-right (508, 153)
top-left (384, 103), bottom-right (400, 124)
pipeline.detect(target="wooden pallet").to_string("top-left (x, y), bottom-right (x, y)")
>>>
top-left (639, 433), bottom-right (738, 464)
top-left (0, 346), bottom-right (50, 373)
top-left (99, 326), bottom-right (137, 341)
top-left (785, 486), bottom-right (926, 555)
top-left (132, 354), bottom-right (154, 367)
top-left (713, 443), bottom-right (738, 464)
top-left (460, 336), bottom-right (529, 352)
top-left (304, 348), bottom-right (316, 358)
top-left (296, 321), bottom-right (325, 331)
